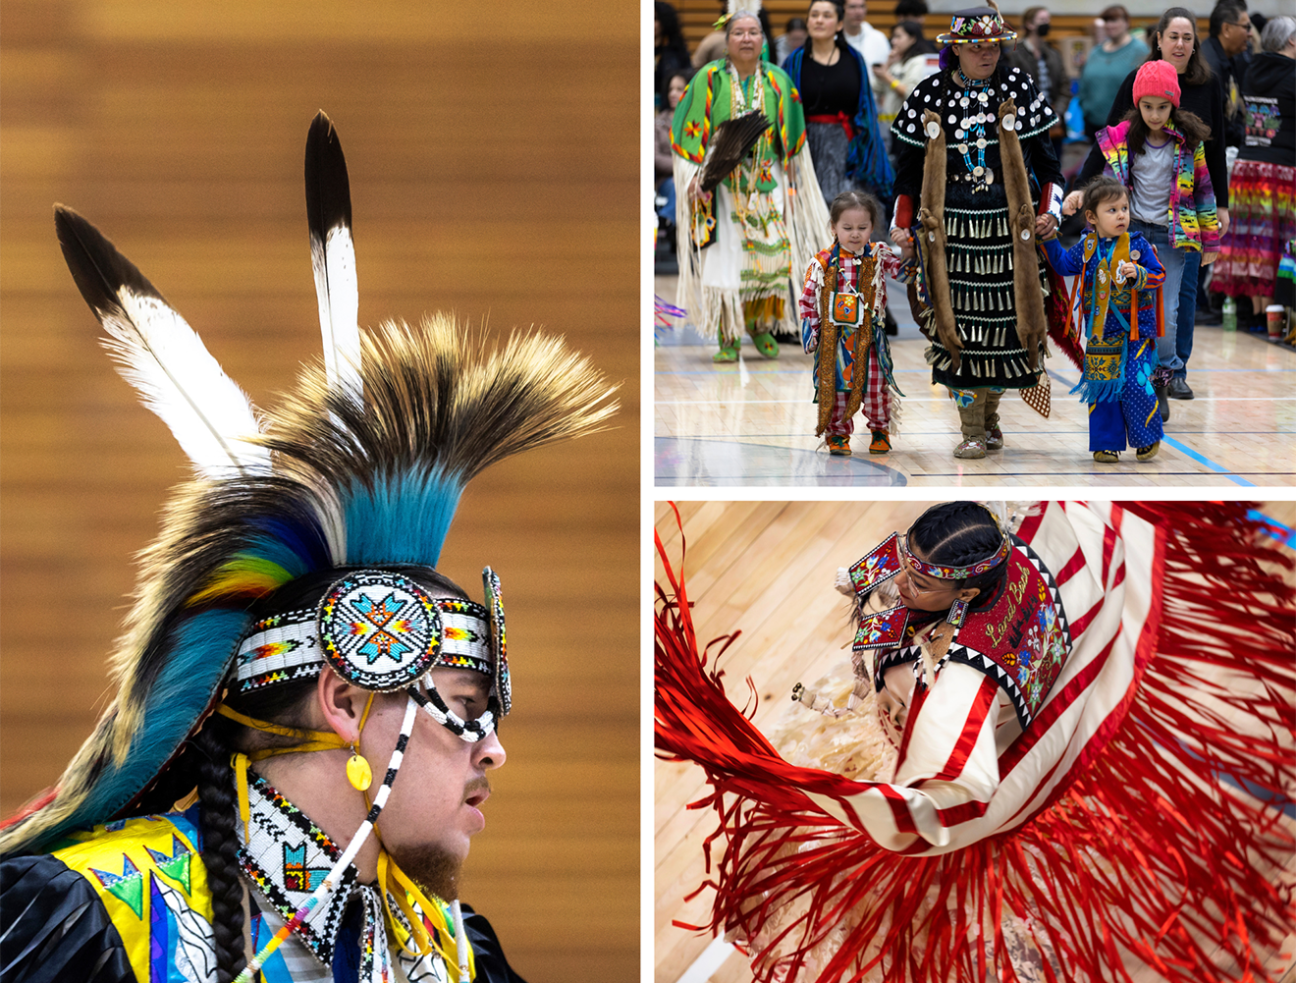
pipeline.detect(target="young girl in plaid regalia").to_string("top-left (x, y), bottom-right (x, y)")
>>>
top-left (800, 191), bottom-right (911, 456)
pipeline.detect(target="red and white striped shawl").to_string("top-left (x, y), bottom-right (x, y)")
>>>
top-left (807, 501), bottom-right (1159, 853)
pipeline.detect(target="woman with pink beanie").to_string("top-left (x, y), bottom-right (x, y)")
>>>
top-left (1065, 57), bottom-right (1220, 424)
top-left (1102, 8), bottom-right (1229, 405)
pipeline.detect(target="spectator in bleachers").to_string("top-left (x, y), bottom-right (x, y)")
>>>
top-left (656, 70), bottom-right (692, 267)
top-left (783, 0), bottom-right (894, 203)
top-left (893, 0), bottom-right (929, 17)
top-left (1211, 16), bottom-right (1296, 329)
top-left (656, 3), bottom-right (693, 111)
top-left (692, 1), bottom-right (729, 68)
top-left (775, 17), bottom-right (809, 64)
top-left (840, 0), bottom-right (891, 76)
top-left (1007, 6), bottom-right (1070, 159)
top-left (1078, 6), bottom-right (1148, 139)
top-left (1202, 0), bottom-right (1252, 148)
top-left (873, 21), bottom-right (939, 144)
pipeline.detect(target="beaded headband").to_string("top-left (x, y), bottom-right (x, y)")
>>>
top-left (234, 567), bottom-right (510, 739)
top-left (847, 527), bottom-right (1010, 590)
top-left (936, 6), bottom-right (1017, 45)
top-left (899, 533), bottom-right (1011, 582)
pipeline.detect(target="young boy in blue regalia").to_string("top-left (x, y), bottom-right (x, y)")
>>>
top-left (1042, 176), bottom-right (1166, 464)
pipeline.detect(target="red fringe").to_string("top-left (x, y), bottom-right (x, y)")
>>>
top-left (656, 502), bottom-right (1295, 983)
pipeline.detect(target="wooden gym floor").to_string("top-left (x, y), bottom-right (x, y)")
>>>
top-left (655, 275), bottom-right (1296, 488)
top-left (0, 2), bottom-right (636, 979)
top-left (654, 501), bottom-right (1296, 983)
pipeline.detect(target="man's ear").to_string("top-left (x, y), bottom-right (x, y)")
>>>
top-left (316, 667), bottom-right (367, 744)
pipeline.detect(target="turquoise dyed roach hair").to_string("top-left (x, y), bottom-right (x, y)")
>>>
top-left (0, 115), bottom-right (616, 858)
top-left (0, 315), bottom-right (615, 858)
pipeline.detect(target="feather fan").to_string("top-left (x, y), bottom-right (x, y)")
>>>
top-left (53, 206), bottom-right (269, 478)
top-left (699, 111), bottom-right (771, 194)
top-left (305, 111), bottom-right (362, 396)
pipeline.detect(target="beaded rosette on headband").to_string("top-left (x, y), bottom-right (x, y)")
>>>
top-left (238, 567), bottom-right (509, 741)
top-left (936, 3), bottom-right (1018, 45)
top-left (0, 111), bottom-right (615, 976)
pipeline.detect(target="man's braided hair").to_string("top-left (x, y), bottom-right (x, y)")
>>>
top-left (185, 565), bottom-right (468, 982)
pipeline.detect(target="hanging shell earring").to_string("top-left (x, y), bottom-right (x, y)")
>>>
top-left (346, 744), bottom-right (373, 791)
top-left (946, 597), bottom-right (969, 628)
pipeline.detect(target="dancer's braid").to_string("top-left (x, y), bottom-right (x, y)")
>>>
top-left (193, 723), bottom-right (247, 983)
top-left (909, 502), bottom-right (1009, 598)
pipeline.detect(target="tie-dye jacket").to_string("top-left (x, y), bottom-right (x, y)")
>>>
top-left (1094, 120), bottom-right (1220, 253)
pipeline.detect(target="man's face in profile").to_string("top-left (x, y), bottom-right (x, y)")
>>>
top-left (360, 668), bottom-right (505, 898)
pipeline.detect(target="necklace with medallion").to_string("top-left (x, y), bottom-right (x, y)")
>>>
top-left (952, 69), bottom-right (996, 190)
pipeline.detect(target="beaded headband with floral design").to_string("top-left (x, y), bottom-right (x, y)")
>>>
top-left (899, 533), bottom-right (1011, 582)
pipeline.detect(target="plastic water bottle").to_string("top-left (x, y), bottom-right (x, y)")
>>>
top-left (1222, 296), bottom-right (1237, 331)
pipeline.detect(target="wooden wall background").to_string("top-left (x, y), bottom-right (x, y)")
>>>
top-left (0, 2), bottom-right (637, 979)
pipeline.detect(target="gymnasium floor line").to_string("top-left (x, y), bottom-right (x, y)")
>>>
top-left (656, 340), bottom-right (1295, 484)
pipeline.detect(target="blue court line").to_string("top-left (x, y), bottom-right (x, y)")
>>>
top-left (1249, 509), bottom-right (1296, 549)
top-left (1171, 739), bottom-right (1295, 819)
top-left (1159, 437), bottom-right (1255, 487)
top-left (914, 471), bottom-right (1292, 479)
top-left (1222, 773), bottom-right (1294, 818)
top-left (657, 367), bottom-right (937, 376)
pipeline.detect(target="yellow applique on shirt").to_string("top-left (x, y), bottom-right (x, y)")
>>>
top-left (52, 813), bottom-right (212, 983)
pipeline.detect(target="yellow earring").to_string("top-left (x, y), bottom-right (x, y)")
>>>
top-left (346, 745), bottom-right (373, 791)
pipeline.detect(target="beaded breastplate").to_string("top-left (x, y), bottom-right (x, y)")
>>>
top-left (873, 538), bottom-right (1072, 730)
